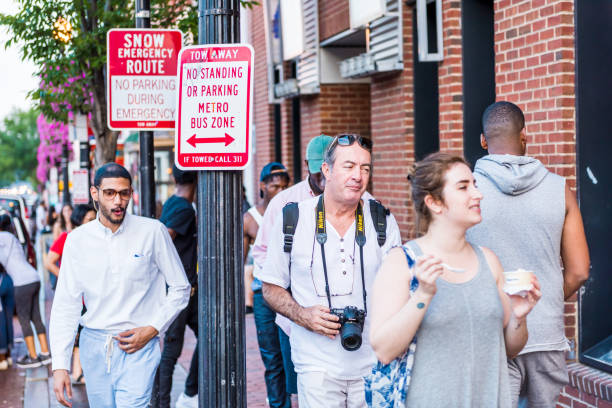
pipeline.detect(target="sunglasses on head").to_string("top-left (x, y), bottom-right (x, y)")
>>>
top-left (331, 134), bottom-right (372, 151)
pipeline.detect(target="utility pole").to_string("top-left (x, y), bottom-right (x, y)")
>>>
top-left (135, 0), bottom-right (156, 218)
top-left (198, 1), bottom-right (246, 407)
top-left (76, 114), bottom-right (91, 193)
top-left (61, 142), bottom-right (71, 205)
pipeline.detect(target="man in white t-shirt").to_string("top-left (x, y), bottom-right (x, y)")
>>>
top-left (256, 134), bottom-right (401, 407)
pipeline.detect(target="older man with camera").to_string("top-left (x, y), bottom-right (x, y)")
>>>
top-left (256, 134), bottom-right (401, 407)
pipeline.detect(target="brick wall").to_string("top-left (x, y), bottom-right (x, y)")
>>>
top-left (319, 84), bottom-right (371, 138)
top-left (494, 0), bottom-right (576, 184)
top-left (280, 98), bottom-right (295, 179)
top-left (298, 83), bottom-right (372, 179)
top-left (318, 0), bottom-right (350, 41)
top-left (249, 4), bottom-right (275, 201)
top-left (370, 5), bottom-right (415, 240)
top-left (438, 1), bottom-right (464, 155)
top-left (299, 95), bottom-right (322, 176)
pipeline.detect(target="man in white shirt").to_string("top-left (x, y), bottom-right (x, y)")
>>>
top-left (250, 136), bottom-right (331, 407)
top-left (256, 134), bottom-right (401, 407)
top-left (50, 163), bottom-right (190, 408)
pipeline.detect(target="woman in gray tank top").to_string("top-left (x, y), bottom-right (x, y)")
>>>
top-left (369, 153), bottom-right (542, 408)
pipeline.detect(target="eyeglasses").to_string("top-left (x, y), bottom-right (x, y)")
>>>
top-left (330, 134), bottom-right (373, 151)
top-left (99, 188), bottom-right (132, 201)
top-left (309, 234), bottom-right (355, 297)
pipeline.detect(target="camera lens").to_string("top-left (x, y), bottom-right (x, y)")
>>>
top-left (340, 322), bottom-right (362, 351)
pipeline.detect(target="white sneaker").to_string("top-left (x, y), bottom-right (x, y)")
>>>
top-left (0, 360), bottom-right (8, 371)
top-left (175, 392), bottom-right (198, 408)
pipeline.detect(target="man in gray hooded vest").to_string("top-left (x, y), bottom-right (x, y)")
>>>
top-left (466, 101), bottom-right (590, 408)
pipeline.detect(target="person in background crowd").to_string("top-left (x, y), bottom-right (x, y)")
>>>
top-left (242, 185), bottom-right (251, 215)
top-left (151, 166), bottom-right (199, 408)
top-left (35, 199), bottom-right (48, 236)
top-left (44, 204), bottom-right (96, 384)
top-left (0, 213), bottom-right (52, 369)
top-left (466, 102), bottom-right (590, 407)
top-left (45, 205), bottom-right (96, 278)
top-left (50, 163), bottom-right (190, 408)
top-left (251, 135), bottom-right (335, 407)
top-left (370, 152), bottom-right (541, 408)
top-left (46, 205), bottom-right (57, 233)
top-left (0, 264), bottom-right (15, 371)
top-left (52, 204), bottom-right (73, 241)
top-left (243, 162), bottom-right (290, 314)
top-left (258, 134), bottom-right (402, 407)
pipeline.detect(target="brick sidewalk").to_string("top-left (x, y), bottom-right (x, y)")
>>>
top-left (178, 313), bottom-right (298, 407)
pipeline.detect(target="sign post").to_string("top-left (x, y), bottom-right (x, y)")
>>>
top-left (106, 4), bottom-right (182, 217)
top-left (187, 1), bottom-right (248, 406)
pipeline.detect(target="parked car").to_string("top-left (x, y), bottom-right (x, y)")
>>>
top-left (0, 209), bottom-right (37, 269)
top-left (0, 194), bottom-right (31, 235)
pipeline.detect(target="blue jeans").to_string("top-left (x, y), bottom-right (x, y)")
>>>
top-left (278, 328), bottom-right (297, 394)
top-left (253, 290), bottom-right (294, 408)
top-left (0, 274), bottom-right (15, 354)
top-left (80, 328), bottom-right (161, 408)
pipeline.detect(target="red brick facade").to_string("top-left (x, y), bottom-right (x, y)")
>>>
top-left (319, 0), bottom-right (350, 41)
top-left (246, 2), bottom-right (611, 406)
top-left (370, 4), bottom-right (414, 237)
top-left (250, 3), bottom-right (275, 187)
top-left (438, 1), bottom-right (465, 155)
top-left (494, 0), bottom-right (576, 184)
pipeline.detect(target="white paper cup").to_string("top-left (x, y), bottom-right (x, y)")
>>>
top-left (503, 269), bottom-right (534, 297)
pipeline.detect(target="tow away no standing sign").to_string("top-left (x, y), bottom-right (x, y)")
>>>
top-left (107, 29), bottom-right (182, 130)
top-left (176, 44), bottom-right (253, 170)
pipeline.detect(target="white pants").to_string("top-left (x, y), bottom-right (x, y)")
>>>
top-left (297, 371), bottom-right (366, 408)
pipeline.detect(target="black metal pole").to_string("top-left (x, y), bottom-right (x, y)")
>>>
top-left (136, 0), bottom-right (156, 218)
top-left (80, 139), bottom-right (90, 175)
top-left (61, 143), bottom-right (71, 205)
top-left (198, 1), bottom-right (245, 407)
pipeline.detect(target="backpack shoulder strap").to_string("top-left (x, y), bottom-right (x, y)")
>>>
top-left (282, 202), bottom-right (300, 253)
top-left (369, 199), bottom-right (390, 247)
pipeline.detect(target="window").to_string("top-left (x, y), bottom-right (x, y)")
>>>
top-left (416, 0), bottom-right (443, 62)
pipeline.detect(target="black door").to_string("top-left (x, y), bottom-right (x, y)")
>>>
top-left (576, 0), bottom-right (612, 374)
top-left (461, 0), bottom-right (495, 168)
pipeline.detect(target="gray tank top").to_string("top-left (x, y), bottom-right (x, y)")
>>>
top-left (404, 241), bottom-right (511, 408)
top-left (467, 171), bottom-right (567, 354)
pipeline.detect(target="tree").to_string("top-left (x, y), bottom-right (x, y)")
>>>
top-left (0, 108), bottom-right (41, 187)
top-left (1, 1), bottom-right (258, 168)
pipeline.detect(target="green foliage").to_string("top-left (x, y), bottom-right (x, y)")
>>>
top-left (0, 108), bottom-right (40, 187)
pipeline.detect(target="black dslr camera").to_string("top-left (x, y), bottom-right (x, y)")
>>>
top-left (330, 306), bottom-right (366, 351)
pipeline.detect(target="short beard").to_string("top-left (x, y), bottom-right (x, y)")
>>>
top-left (100, 203), bottom-right (126, 225)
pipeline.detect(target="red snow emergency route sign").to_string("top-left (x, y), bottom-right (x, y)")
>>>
top-left (175, 44), bottom-right (253, 170)
top-left (107, 29), bottom-right (182, 130)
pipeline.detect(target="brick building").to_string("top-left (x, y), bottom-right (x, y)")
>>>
top-left (245, 1), bottom-right (612, 407)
